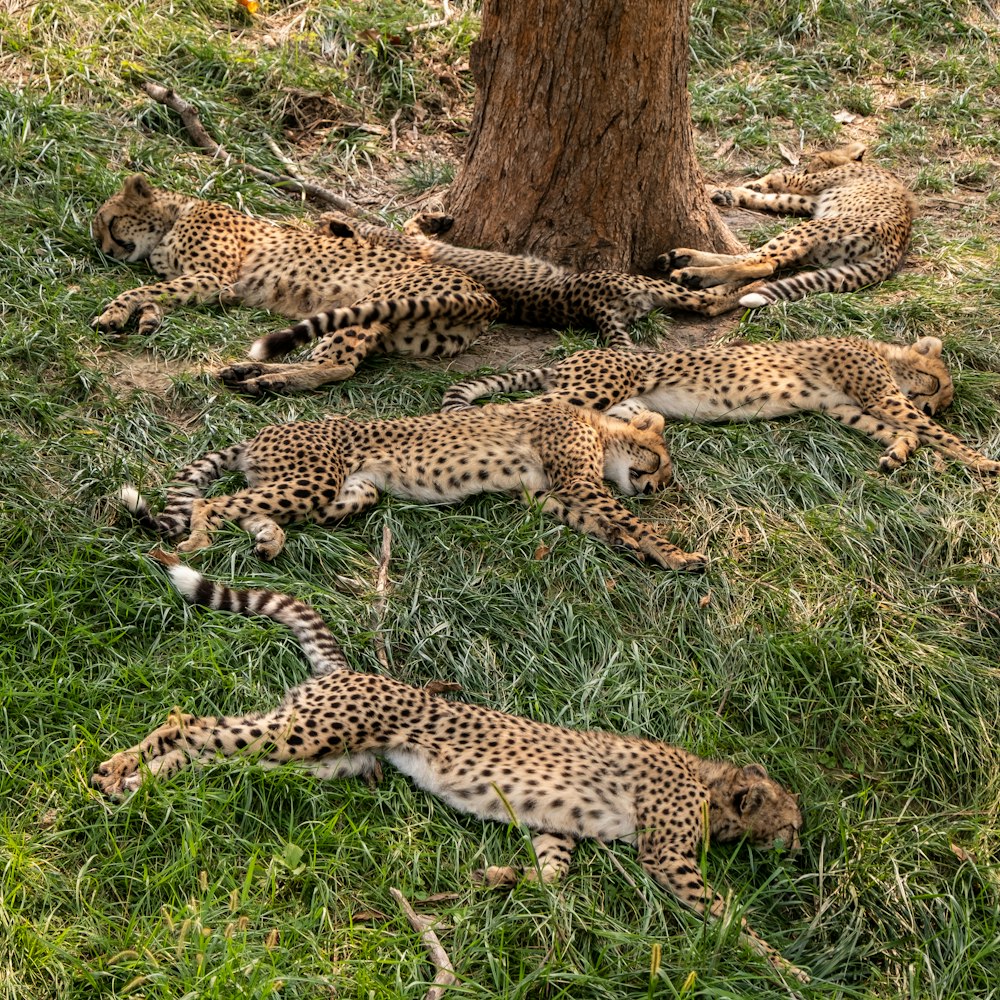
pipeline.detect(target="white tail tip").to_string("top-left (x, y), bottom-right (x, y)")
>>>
top-left (247, 338), bottom-right (268, 361)
top-left (739, 292), bottom-right (769, 308)
top-left (168, 564), bottom-right (204, 599)
top-left (118, 485), bottom-right (146, 513)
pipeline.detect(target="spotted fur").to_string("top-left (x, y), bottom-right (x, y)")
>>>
top-left (118, 402), bottom-right (706, 571)
top-left (273, 211), bottom-right (763, 355)
top-left (659, 144), bottom-right (915, 307)
top-left (92, 559), bottom-right (807, 982)
top-left (441, 336), bottom-right (999, 476)
top-left (91, 175), bottom-right (498, 392)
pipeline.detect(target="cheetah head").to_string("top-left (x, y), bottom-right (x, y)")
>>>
top-left (886, 336), bottom-right (955, 416)
top-left (92, 175), bottom-right (176, 263)
top-left (603, 410), bottom-right (673, 495)
top-left (803, 142), bottom-right (867, 173)
top-left (710, 763), bottom-right (803, 851)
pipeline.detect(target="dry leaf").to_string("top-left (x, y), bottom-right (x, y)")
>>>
top-left (534, 543), bottom-right (550, 560)
top-left (950, 842), bottom-right (977, 863)
top-left (425, 680), bottom-right (463, 695)
top-left (352, 908), bottom-right (389, 922)
top-left (713, 137), bottom-right (735, 159)
top-left (604, 577), bottom-right (616, 591)
top-left (833, 110), bottom-right (858, 124)
top-left (698, 591), bottom-right (712, 608)
top-left (778, 142), bottom-right (800, 166)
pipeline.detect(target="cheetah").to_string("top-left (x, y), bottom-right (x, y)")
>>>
top-left (245, 211), bottom-right (761, 367)
top-left (659, 144), bottom-right (916, 308)
top-left (118, 402), bottom-right (707, 570)
top-left (91, 175), bottom-right (499, 392)
top-left (440, 336), bottom-right (1000, 477)
top-left (92, 555), bottom-right (808, 982)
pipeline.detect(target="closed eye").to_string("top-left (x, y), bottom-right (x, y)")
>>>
top-left (907, 371), bottom-right (940, 401)
top-left (107, 217), bottom-right (137, 254)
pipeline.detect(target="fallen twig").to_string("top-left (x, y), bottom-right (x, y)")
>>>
top-left (125, 71), bottom-right (373, 217)
top-left (372, 524), bottom-right (392, 671)
top-left (389, 887), bottom-right (457, 1000)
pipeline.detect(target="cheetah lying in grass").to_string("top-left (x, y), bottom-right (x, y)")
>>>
top-left (118, 402), bottom-right (706, 570)
top-left (441, 336), bottom-right (1000, 477)
top-left (245, 210), bottom-right (761, 370)
top-left (660, 144), bottom-right (915, 307)
top-left (91, 175), bottom-right (499, 392)
top-left (92, 554), bottom-right (808, 982)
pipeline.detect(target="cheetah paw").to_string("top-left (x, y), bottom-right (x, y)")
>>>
top-left (474, 865), bottom-right (520, 888)
top-left (709, 187), bottom-right (736, 207)
top-left (654, 249), bottom-right (694, 275)
top-left (177, 531), bottom-right (212, 554)
top-left (403, 211), bottom-right (454, 237)
top-left (92, 303), bottom-right (130, 334)
top-left (216, 362), bottom-right (265, 384)
top-left (92, 752), bottom-right (143, 798)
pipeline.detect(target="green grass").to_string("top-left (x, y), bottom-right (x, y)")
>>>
top-left (2, 1), bottom-right (1000, 997)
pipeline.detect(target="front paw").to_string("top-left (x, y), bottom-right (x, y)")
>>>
top-left (709, 187), bottom-right (735, 207)
top-left (671, 549), bottom-right (708, 572)
top-left (403, 211), bottom-right (454, 237)
top-left (669, 267), bottom-right (710, 290)
top-left (657, 248), bottom-right (695, 273)
top-left (92, 302), bottom-right (131, 333)
top-left (474, 865), bottom-right (520, 887)
top-left (217, 363), bottom-right (265, 384)
top-left (92, 752), bottom-right (142, 798)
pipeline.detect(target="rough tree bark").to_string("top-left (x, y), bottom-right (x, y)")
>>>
top-left (445, 0), bottom-right (744, 271)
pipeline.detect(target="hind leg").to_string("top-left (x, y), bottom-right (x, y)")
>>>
top-left (92, 676), bottom-right (376, 799)
top-left (217, 327), bottom-right (381, 395)
top-left (179, 479), bottom-right (328, 558)
top-left (667, 223), bottom-right (873, 289)
top-left (314, 476), bottom-right (381, 525)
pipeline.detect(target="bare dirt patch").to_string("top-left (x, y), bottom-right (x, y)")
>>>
top-left (96, 348), bottom-right (195, 396)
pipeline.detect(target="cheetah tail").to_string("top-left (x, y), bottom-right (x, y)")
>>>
top-left (118, 443), bottom-right (247, 540)
top-left (248, 293), bottom-right (500, 362)
top-left (165, 563), bottom-right (350, 675)
top-left (439, 367), bottom-right (552, 412)
top-left (739, 261), bottom-right (895, 308)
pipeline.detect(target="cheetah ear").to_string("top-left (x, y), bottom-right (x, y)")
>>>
top-left (912, 336), bottom-right (943, 358)
top-left (124, 174), bottom-right (155, 203)
top-left (323, 218), bottom-right (359, 239)
top-left (733, 783), bottom-right (769, 816)
top-left (846, 142), bottom-right (866, 162)
top-left (630, 410), bottom-right (665, 435)
top-left (741, 763), bottom-right (769, 780)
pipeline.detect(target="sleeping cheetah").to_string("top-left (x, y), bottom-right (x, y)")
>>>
top-left (91, 175), bottom-right (499, 392)
top-left (441, 336), bottom-right (1000, 476)
top-left (660, 144), bottom-right (915, 307)
top-left (245, 212), bottom-right (761, 367)
top-left (92, 556), bottom-right (808, 982)
top-left (118, 402), bottom-right (707, 570)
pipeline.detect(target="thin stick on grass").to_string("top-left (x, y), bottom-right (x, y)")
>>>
top-left (388, 887), bottom-right (458, 999)
top-left (373, 523), bottom-right (392, 671)
top-left (125, 72), bottom-right (372, 217)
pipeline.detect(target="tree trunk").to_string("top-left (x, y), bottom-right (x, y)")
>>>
top-left (445, 0), bottom-right (743, 272)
